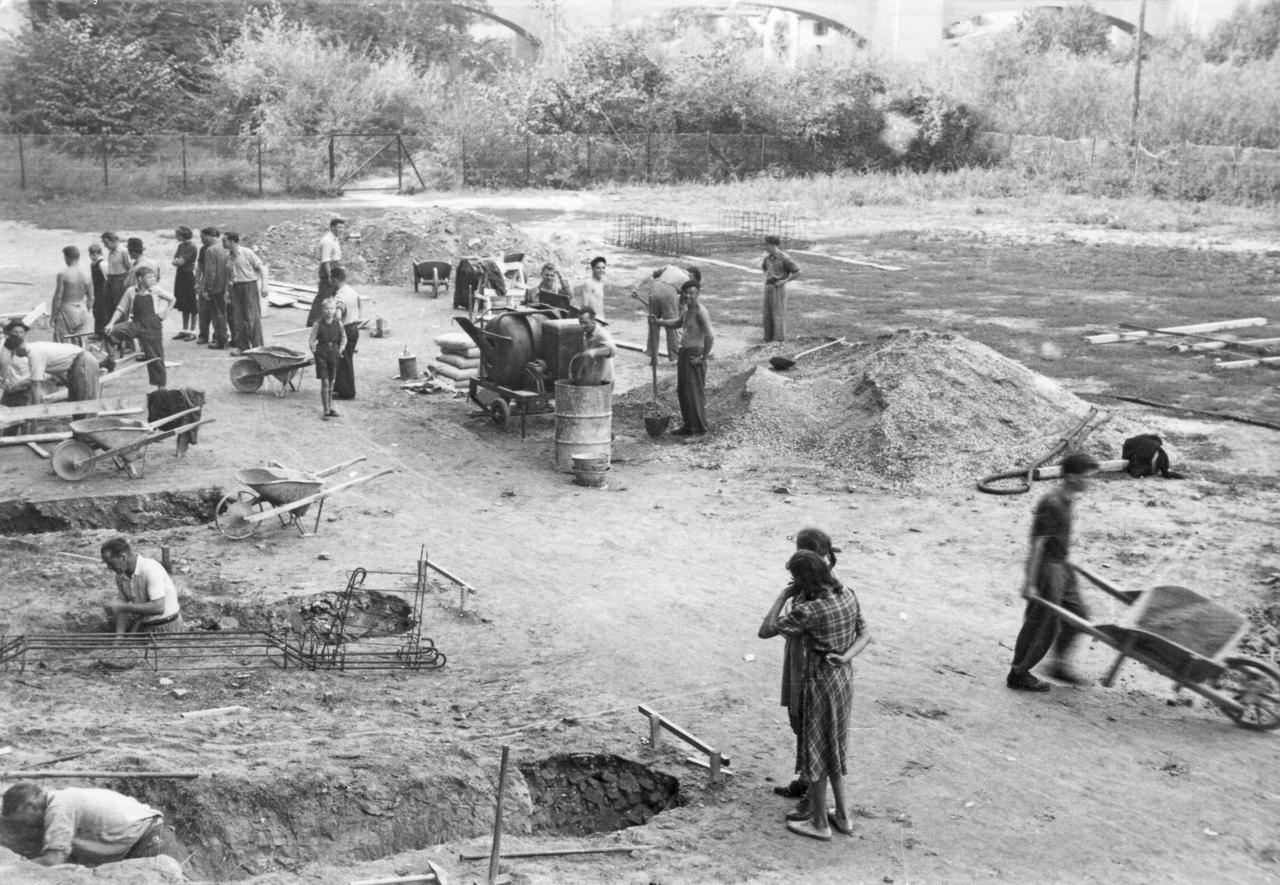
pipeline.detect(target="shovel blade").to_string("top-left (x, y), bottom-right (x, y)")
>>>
top-left (769, 356), bottom-right (795, 370)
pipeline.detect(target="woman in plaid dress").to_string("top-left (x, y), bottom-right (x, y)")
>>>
top-left (760, 550), bottom-right (871, 840)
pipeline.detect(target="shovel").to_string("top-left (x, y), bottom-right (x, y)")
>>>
top-left (769, 337), bottom-right (847, 371)
top-left (644, 313), bottom-right (672, 437)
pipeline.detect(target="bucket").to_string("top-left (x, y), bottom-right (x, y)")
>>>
top-left (398, 355), bottom-right (418, 379)
top-left (571, 453), bottom-right (610, 488)
top-left (372, 317), bottom-right (389, 338)
top-left (554, 380), bottom-right (613, 472)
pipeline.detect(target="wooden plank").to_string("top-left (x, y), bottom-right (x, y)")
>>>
top-left (0, 432), bottom-right (71, 445)
top-left (459, 846), bottom-right (651, 861)
top-left (637, 704), bottom-right (730, 766)
top-left (25, 442), bottom-right (50, 459)
top-left (1174, 335), bottom-right (1280, 353)
top-left (0, 769), bottom-right (199, 779)
top-left (1215, 354), bottom-right (1280, 369)
top-left (0, 396), bottom-right (133, 426)
top-left (792, 249), bottom-right (904, 272)
top-left (1085, 317), bottom-right (1266, 345)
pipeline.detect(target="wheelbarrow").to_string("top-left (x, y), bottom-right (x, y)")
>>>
top-left (213, 456), bottom-right (393, 540)
top-left (1034, 563), bottom-right (1280, 730)
top-left (230, 346), bottom-right (314, 395)
top-left (49, 408), bottom-right (215, 482)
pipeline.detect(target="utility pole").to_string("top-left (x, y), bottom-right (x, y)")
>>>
top-left (1129, 0), bottom-right (1148, 149)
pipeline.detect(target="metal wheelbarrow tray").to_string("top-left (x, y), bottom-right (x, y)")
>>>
top-left (230, 346), bottom-right (315, 394)
top-left (1033, 563), bottom-right (1280, 730)
top-left (214, 456), bottom-right (393, 539)
top-left (49, 408), bottom-right (215, 482)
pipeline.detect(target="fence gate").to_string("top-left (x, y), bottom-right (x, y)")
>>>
top-left (328, 133), bottom-right (427, 192)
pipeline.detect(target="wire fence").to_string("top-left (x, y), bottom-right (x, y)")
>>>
top-left (2, 131), bottom-right (1280, 202)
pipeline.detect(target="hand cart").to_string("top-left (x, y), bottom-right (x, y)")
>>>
top-left (230, 346), bottom-right (314, 395)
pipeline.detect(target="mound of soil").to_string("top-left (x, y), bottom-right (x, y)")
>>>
top-left (643, 330), bottom-right (1137, 489)
top-left (245, 208), bottom-right (589, 288)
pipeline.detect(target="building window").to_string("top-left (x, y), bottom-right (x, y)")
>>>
top-left (814, 21), bottom-right (828, 37)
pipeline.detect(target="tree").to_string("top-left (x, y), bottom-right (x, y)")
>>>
top-left (0, 17), bottom-right (182, 134)
top-left (1205, 0), bottom-right (1280, 64)
top-left (1016, 5), bottom-right (1114, 57)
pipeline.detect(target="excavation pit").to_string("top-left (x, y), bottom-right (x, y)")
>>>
top-left (99, 754), bottom-right (679, 880)
top-left (0, 488), bottom-right (223, 534)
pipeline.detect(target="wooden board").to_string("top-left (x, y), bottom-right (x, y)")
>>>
top-left (1085, 317), bottom-right (1267, 345)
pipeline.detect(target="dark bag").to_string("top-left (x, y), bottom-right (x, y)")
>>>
top-left (1122, 433), bottom-right (1174, 478)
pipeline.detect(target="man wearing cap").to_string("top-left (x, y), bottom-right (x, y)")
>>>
top-left (308, 216), bottom-right (345, 327)
top-left (1, 332), bottom-right (101, 406)
top-left (0, 319), bottom-right (31, 406)
top-left (1006, 451), bottom-right (1100, 692)
top-left (1, 780), bottom-right (189, 867)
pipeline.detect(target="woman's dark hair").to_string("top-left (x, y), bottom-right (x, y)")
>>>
top-left (787, 550), bottom-right (838, 598)
top-left (795, 527), bottom-right (836, 567)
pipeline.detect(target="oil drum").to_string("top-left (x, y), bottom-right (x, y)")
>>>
top-left (553, 380), bottom-right (612, 472)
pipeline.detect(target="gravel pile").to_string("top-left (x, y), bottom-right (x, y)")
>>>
top-left (672, 330), bottom-right (1135, 490)
top-left (245, 208), bottom-right (588, 288)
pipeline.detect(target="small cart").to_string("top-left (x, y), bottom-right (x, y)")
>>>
top-left (214, 456), bottom-right (392, 540)
top-left (49, 409), bottom-right (214, 482)
top-left (1040, 563), bottom-right (1280, 730)
top-left (230, 346), bottom-right (314, 395)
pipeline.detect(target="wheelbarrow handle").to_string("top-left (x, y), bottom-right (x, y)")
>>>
top-left (146, 406), bottom-right (201, 430)
top-left (313, 455), bottom-right (368, 478)
top-left (790, 337), bottom-right (847, 361)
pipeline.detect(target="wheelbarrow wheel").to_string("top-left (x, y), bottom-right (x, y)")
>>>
top-left (51, 439), bottom-right (95, 482)
top-left (214, 491), bottom-right (262, 540)
top-left (1214, 657), bottom-right (1280, 731)
top-left (489, 398), bottom-right (510, 428)
top-left (230, 358), bottom-right (264, 393)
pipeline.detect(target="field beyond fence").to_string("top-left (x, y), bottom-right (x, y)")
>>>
top-left (3, 131), bottom-right (1280, 204)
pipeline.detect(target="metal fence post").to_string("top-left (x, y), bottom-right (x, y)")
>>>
top-left (645, 132), bottom-right (652, 183)
top-left (706, 131), bottom-right (712, 177)
top-left (397, 136), bottom-right (403, 191)
top-left (17, 134), bottom-right (25, 190)
top-left (256, 134), bottom-right (263, 195)
top-left (461, 134), bottom-right (467, 187)
top-left (102, 135), bottom-right (109, 189)
top-left (181, 134), bottom-right (188, 192)
top-left (759, 134), bottom-right (765, 173)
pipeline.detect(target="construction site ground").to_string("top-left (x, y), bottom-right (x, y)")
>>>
top-left (1, 188), bottom-right (1279, 885)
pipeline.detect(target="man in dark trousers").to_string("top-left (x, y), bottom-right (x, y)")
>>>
top-left (1006, 451), bottom-right (1100, 692)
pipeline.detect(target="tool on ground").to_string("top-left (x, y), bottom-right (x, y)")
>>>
top-left (461, 846), bottom-right (652, 861)
top-left (349, 865), bottom-right (446, 885)
top-left (0, 769), bottom-right (200, 778)
top-left (1118, 322), bottom-right (1278, 363)
top-left (977, 407), bottom-right (1111, 495)
top-left (769, 337), bottom-right (846, 371)
top-left (214, 457), bottom-right (392, 540)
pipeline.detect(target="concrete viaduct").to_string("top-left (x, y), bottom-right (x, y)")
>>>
top-left (473, 1), bottom-right (1247, 59)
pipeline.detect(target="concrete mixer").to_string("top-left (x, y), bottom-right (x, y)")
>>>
top-left (454, 307), bottom-right (585, 436)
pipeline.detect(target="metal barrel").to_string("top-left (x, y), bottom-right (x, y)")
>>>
top-left (553, 380), bottom-right (612, 472)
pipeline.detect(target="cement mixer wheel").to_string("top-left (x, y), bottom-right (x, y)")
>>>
top-left (489, 398), bottom-right (510, 428)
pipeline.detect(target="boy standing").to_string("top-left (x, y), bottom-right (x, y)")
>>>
top-left (309, 298), bottom-right (346, 420)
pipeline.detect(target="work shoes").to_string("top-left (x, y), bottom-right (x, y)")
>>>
top-left (1006, 671), bottom-right (1051, 692)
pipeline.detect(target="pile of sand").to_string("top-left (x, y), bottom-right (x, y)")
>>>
top-left (246, 208), bottom-right (588, 288)
top-left (698, 330), bottom-right (1134, 490)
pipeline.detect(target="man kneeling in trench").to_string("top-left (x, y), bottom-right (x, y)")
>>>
top-left (1, 781), bottom-right (189, 867)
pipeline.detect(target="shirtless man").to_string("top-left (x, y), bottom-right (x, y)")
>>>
top-left (652, 279), bottom-right (714, 436)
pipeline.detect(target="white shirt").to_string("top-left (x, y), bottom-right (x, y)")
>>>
top-left (319, 231), bottom-right (342, 265)
top-left (120, 554), bottom-right (180, 622)
top-left (25, 341), bottom-right (83, 382)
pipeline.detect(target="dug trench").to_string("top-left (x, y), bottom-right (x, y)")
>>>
top-left (101, 754), bottom-right (680, 879)
top-left (0, 488), bottom-right (223, 535)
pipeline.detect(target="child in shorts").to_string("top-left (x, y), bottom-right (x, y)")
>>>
top-left (308, 298), bottom-right (346, 420)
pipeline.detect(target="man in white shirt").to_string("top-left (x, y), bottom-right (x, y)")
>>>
top-left (1, 335), bottom-right (100, 405)
top-left (100, 537), bottom-right (184, 634)
top-left (2, 781), bottom-right (187, 867)
top-left (572, 306), bottom-right (616, 386)
top-left (308, 215), bottom-right (345, 326)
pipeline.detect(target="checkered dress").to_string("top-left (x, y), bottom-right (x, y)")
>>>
top-left (775, 586), bottom-right (866, 782)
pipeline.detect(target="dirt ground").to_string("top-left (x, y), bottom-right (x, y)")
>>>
top-left (1, 190), bottom-right (1279, 885)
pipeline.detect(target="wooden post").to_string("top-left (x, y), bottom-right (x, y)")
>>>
top-left (524, 133), bottom-right (531, 188)
top-left (585, 135), bottom-right (592, 182)
top-left (161, 546), bottom-right (172, 574)
top-left (488, 746), bottom-right (510, 885)
top-left (759, 133), bottom-right (765, 173)
top-left (645, 131), bottom-right (652, 182)
top-left (649, 711), bottom-right (661, 749)
top-left (102, 135), bottom-right (109, 189)
top-left (181, 133), bottom-right (188, 191)
top-left (461, 134), bottom-right (467, 187)
top-left (256, 134), bottom-right (263, 195)
top-left (17, 134), bottom-right (25, 190)
top-left (397, 136), bottom-right (404, 191)
top-left (329, 134), bottom-right (336, 182)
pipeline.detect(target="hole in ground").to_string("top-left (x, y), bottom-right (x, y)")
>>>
top-left (0, 488), bottom-right (223, 534)
top-left (519, 753), bottom-right (683, 836)
top-left (108, 753), bottom-right (679, 879)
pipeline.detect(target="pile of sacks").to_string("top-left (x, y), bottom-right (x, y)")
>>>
top-left (431, 332), bottom-right (481, 387)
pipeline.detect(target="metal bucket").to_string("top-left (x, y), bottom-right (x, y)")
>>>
top-left (398, 355), bottom-right (418, 379)
top-left (554, 380), bottom-right (612, 472)
top-left (571, 453), bottom-right (610, 488)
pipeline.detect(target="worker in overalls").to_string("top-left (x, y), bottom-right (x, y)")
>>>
top-left (103, 263), bottom-right (173, 387)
